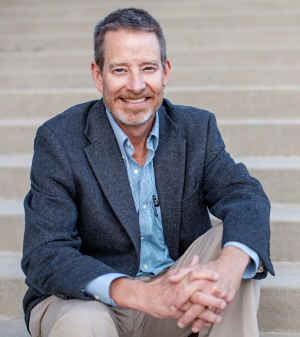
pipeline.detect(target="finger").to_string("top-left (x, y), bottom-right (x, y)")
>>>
top-left (190, 291), bottom-right (227, 312)
top-left (197, 308), bottom-right (222, 325)
top-left (170, 279), bottom-right (205, 310)
top-left (177, 304), bottom-right (205, 329)
top-left (171, 278), bottom-right (218, 310)
top-left (168, 268), bottom-right (192, 283)
top-left (169, 269), bottom-right (218, 283)
top-left (191, 318), bottom-right (208, 333)
top-left (212, 284), bottom-right (228, 300)
top-left (169, 255), bottom-right (199, 280)
top-left (191, 318), bottom-right (211, 334)
top-left (181, 301), bottom-right (193, 312)
top-left (188, 269), bottom-right (219, 283)
top-left (225, 288), bottom-right (236, 303)
top-left (169, 307), bottom-right (184, 320)
top-left (178, 304), bottom-right (222, 329)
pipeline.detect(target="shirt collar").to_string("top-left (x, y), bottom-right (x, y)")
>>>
top-left (105, 108), bottom-right (159, 155)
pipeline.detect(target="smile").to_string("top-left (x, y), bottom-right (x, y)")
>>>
top-left (122, 97), bottom-right (148, 103)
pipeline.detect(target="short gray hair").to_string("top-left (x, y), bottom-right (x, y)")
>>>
top-left (94, 8), bottom-right (167, 70)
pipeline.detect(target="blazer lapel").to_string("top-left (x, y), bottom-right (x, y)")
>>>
top-left (83, 100), bottom-right (140, 255)
top-left (155, 104), bottom-right (186, 259)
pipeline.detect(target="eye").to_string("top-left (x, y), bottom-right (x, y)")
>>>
top-left (143, 65), bottom-right (156, 72)
top-left (113, 68), bottom-right (126, 74)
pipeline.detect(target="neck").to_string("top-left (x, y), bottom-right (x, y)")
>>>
top-left (119, 117), bottom-right (155, 168)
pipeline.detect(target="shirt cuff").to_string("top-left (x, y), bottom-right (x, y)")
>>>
top-left (224, 241), bottom-right (260, 279)
top-left (85, 273), bottom-right (128, 306)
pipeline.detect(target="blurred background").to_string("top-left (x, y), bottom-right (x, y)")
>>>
top-left (0, 0), bottom-right (299, 336)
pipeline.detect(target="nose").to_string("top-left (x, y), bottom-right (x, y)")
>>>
top-left (126, 70), bottom-right (146, 94)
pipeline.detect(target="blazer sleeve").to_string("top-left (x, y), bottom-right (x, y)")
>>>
top-left (202, 113), bottom-right (274, 278)
top-left (22, 124), bottom-right (120, 300)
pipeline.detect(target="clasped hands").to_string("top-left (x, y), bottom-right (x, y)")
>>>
top-left (143, 250), bottom-right (247, 334)
top-left (111, 247), bottom-right (247, 334)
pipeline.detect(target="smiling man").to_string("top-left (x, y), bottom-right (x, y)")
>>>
top-left (22, 8), bottom-right (274, 337)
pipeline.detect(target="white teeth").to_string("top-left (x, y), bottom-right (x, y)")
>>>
top-left (124, 98), bottom-right (146, 103)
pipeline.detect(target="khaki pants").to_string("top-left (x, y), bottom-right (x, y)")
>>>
top-left (29, 224), bottom-right (260, 337)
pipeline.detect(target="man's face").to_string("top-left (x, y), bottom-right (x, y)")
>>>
top-left (92, 29), bottom-right (170, 130)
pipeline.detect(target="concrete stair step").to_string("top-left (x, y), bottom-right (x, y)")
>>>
top-left (0, 252), bottom-right (26, 317)
top-left (2, 68), bottom-right (300, 89)
top-left (1, 154), bottom-right (300, 203)
top-left (2, 2), bottom-right (300, 21)
top-left (259, 262), bottom-right (300, 333)
top-left (2, 50), bottom-right (300, 70)
top-left (0, 119), bottom-right (39, 154)
top-left (0, 253), bottom-right (299, 333)
top-left (0, 199), bottom-right (24, 252)
top-left (270, 203), bottom-right (300, 262)
top-left (0, 154), bottom-right (30, 201)
top-left (0, 317), bottom-right (30, 337)
top-left (2, 14), bottom-right (300, 34)
top-left (1, 118), bottom-right (299, 157)
top-left (0, 88), bottom-right (299, 120)
top-left (219, 120), bottom-right (300, 157)
top-left (2, 29), bottom-right (300, 52)
top-left (240, 156), bottom-right (300, 204)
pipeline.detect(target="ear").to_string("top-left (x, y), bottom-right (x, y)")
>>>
top-left (162, 59), bottom-right (171, 87)
top-left (91, 62), bottom-right (103, 93)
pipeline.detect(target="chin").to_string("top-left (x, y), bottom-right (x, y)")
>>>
top-left (116, 110), bottom-right (155, 127)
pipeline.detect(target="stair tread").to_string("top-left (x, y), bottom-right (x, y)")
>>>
top-left (261, 262), bottom-right (300, 289)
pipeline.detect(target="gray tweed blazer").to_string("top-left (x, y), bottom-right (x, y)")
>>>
top-left (22, 98), bottom-right (274, 329)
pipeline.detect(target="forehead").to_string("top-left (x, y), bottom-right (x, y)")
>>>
top-left (102, 29), bottom-right (161, 65)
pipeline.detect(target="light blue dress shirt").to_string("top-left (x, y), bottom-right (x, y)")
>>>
top-left (86, 109), bottom-right (259, 305)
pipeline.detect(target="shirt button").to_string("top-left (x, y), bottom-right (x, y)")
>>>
top-left (141, 236), bottom-right (144, 240)
top-left (133, 169), bottom-right (139, 175)
top-left (142, 204), bottom-right (147, 209)
top-left (144, 264), bottom-right (148, 270)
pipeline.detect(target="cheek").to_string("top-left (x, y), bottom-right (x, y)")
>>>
top-left (102, 76), bottom-right (124, 97)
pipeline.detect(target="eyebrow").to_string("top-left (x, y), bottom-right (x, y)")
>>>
top-left (109, 62), bottom-right (129, 70)
top-left (108, 60), bottom-right (160, 70)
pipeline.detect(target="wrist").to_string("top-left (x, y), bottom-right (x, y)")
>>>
top-left (110, 277), bottom-right (146, 310)
top-left (219, 246), bottom-right (250, 274)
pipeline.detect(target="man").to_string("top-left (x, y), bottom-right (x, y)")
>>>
top-left (22, 8), bottom-right (274, 337)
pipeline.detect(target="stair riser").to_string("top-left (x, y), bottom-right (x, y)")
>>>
top-left (2, 1), bottom-right (300, 20)
top-left (2, 30), bottom-right (300, 52)
top-left (270, 221), bottom-right (300, 262)
top-left (1, 90), bottom-right (300, 120)
top-left (250, 168), bottom-right (300, 204)
top-left (0, 167), bottom-right (29, 200)
top-left (0, 278), bottom-right (26, 317)
top-left (259, 287), bottom-right (300, 333)
top-left (0, 215), bottom-right (24, 252)
top-left (2, 14), bottom-right (300, 34)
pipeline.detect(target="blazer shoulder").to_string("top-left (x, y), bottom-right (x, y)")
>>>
top-left (42, 100), bottom-right (98, 131)
top-left (163, 98), bottom-right (213, 124)
top-left (35, 99), bottom-right (100, 147)
top-left (162, 98), bottom-right (216, 137)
